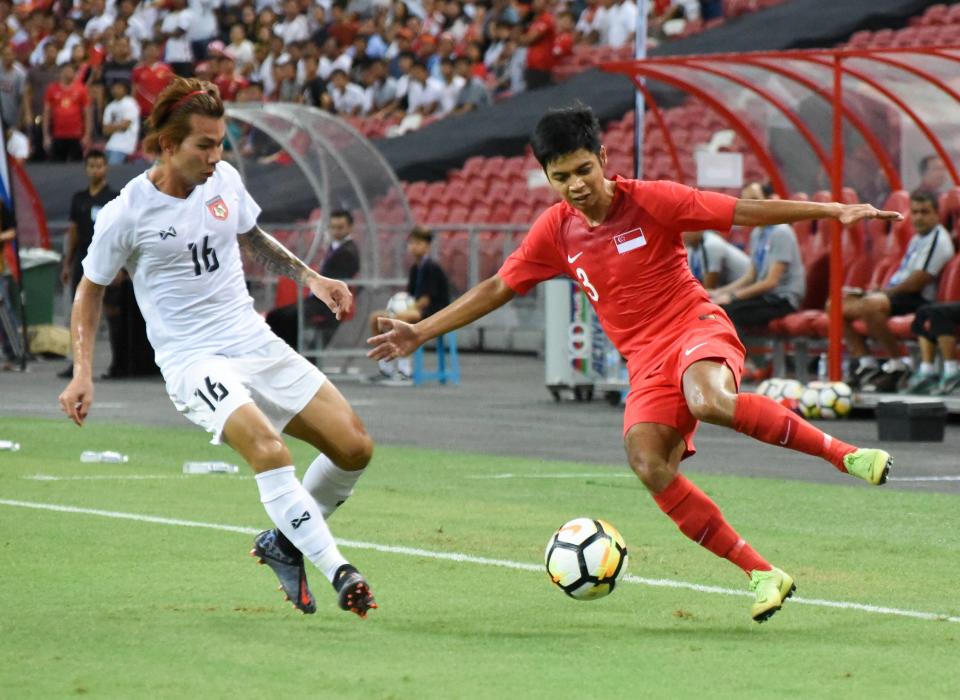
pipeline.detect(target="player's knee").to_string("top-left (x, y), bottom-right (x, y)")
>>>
top-left (342, 431), bottom-right (374, 470)
top-left (248, 432), bottom-right (291, 467)
top-left (687, 388), bottom-right (736, 426)
top-left (627, 450), bottom-right (673, 491)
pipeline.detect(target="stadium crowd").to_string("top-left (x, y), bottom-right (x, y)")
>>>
top-left (1, 0), bottom-right (733, 161)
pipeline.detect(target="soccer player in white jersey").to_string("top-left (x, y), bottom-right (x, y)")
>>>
top-left (58, 78), bottom-right (377, 619)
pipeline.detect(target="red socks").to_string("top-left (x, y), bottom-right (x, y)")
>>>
top-left (654, 474), bottom-right (770, 575)
top-left (732, 393), bottom-right (855, 470)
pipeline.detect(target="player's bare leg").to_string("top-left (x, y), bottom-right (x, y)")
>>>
top-left (223, 404), bottom-right (367, 617)
top-left (624, 423), bottom-right (792, 621)
top-left (283, 381), bottom-right (377, 617)
top-left (682, 360), bottom-right (891, 485)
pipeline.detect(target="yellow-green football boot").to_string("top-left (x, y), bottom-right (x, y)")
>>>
top-left (843, 448), bottom-right (892, 485)
top-left (750, 567), bottom-right (796, 623)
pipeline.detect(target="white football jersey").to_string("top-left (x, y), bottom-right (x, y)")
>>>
top-left (83, 161), bottom-right (274, 376)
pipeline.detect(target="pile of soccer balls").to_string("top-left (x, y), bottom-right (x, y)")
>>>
top-left (756, 378), bottom-right (854, 419)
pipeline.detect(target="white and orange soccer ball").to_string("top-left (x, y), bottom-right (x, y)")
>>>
top-left (544, 517), bottom-right (628, 600)
top-left (818, 381), bottom-right (854, 419)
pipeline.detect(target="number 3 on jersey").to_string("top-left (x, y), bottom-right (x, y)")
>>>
top-left (575, 267), bottom-right (599, 301)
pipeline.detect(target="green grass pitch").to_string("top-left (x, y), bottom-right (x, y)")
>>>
top-left (1, 417), bottom-right (958, 699)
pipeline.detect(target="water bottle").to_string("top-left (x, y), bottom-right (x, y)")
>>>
top-left (80, 450), bottom-right (129, 463)
top-left (817, 353), bottom-right (828, 381)
top-left (182, 461), bottom-right (240, 474)
top-left (0, 440), bottom-right (21, 452)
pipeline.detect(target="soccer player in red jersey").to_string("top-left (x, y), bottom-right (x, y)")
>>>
top-left (368, 105), bottom-right (901, 622)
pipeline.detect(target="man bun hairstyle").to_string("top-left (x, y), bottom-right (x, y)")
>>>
top-left (531, 103), bottom-right (601, 169)
top-left (143, 77), bottom-right (224, 155)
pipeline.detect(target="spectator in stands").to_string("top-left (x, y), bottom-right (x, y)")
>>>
top-left (59, 149), bottom-right (119, 379)
top-left (328, 67), bottom-right (366, 115)
top-left (405, 60), bottom-right (441, 116)
top-left (101, 80), bottom-right (139, 164)
top-left (0, 43), bottom-right (26, 132)
top-left (435, 57), bottom-right (465, 116)
top-left (276, 0), bottom-right (311, 45)
top-left (0, 196), bottom-right (17, 371)
top-left (161, 0), bottom-right (195, 76)
top-left (601, 0), bottom-right (638, 48)
top-left (43, 63), bottom-right (91, 162)
top-left (132, 41), bottom-right (174, 122)
top-left (841, 190), bottom-right (955, 391)
top-left (903, 301), bottom-right (960, 396)
top-left (683, 229), bottom-right (751, 290)
top-left (553, 11), bottom-right (575, 62)
top-left (94, 35), bottom-right (137, 121)
top-left (918, 154), bottom-right (949, 196)
top-left (451, 55), bottom-right (492, 113)
top-left (301, 55), bottom-right (330, 109)
top-left (188, 0), bottom-right (219, 61)
top-left (711, 182), bottom-right (805, 328)
top-left (519, 0), bottom-right (555, 90)
top-left (228, 23), bottom-right (256, 72)
top-left (362, 58), bottom-right (399, 116)
top-left (24, 41), bottom-right (60, 159)
top-left (214, 51), bottom-right (247, 102)
top-left (267, 209), bottom-right (361, 351)
top-left (368, 227), bottom-right (450, 382)
top-left (272, 53), bottom-right (300, 102)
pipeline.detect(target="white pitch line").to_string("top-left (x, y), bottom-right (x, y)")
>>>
top-left (1, 497), bottom-right (957, 625)
top-left (467, 472), bottom-right (634, 480)
top-left (23, 474), bottom-right (251, 482)
top-left (887, 476), bottom-right (960, 482)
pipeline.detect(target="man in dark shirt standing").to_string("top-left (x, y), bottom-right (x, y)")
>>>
top-left (368, 227), bottom-right (450, 381)
top-left (267, 209), bottom-right (360, 350)
top-left (58, 150), bottom-right (117, 378)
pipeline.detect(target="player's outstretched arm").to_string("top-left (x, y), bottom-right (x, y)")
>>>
top-left (367, 274), bottom-right (516, 360)
top-left (239, 225), bottom-right (353, 319)
top-left (58, 277), bottom-right (107, 427)
top-left (733, 199), bottom-right (903, 227)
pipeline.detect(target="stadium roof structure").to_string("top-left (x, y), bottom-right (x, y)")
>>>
top-left (225, 102), bottom-right (413, 282)
top-left (605, 46), bottom-right (960, 379)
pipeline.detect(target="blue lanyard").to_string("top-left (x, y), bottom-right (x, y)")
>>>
top-left (690, 244), bottom-right (704, 281)
top-left (753, 226), bottom-right (773, 276)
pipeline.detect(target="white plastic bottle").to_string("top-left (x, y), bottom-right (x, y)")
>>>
top-left (182, 461), bottom-right (240, 474)
top-left (0, 440), bottom-right (21, 452)
top-left (80, 450), bottom-right (129, 463)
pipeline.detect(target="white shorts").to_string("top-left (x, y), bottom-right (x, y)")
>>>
top-left (165, 337), bottom-right (327, 445)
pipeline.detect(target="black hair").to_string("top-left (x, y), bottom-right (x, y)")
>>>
top-left (531, 103), bottom-right (601, 169)
top-left (910, 189), bottom-right (939, 210)
top-left (919, 154), bottom-right (942, 174)
top-left (760, 181), bottom-right (775, 198)
top-left (409, 227), bottom-right (433, 243)
top-left (330, 208), bottom-right (353, 225)
top-left (85, 149), bottom-right (106, 163)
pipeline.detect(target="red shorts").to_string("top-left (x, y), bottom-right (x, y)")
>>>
top-left (622, 311), bottom-right (745, 460)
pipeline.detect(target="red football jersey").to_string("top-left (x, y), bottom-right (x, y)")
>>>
top-left (44, 81), bottom-right (89, 139)
top-left (498, 177), bottom-right (737, 378)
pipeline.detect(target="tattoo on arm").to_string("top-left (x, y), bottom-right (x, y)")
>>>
top-left (238, 225), bottom-right (314, 285)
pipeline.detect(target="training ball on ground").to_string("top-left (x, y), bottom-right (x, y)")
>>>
top-left (761, 378), bottom-right (785, 400)
top-left (799, 381), bottom-right (826, 419)
top-left (818, 381), bottom-right (853, 419)
top-left (544, 517), bottom-right (628, 600)
top-left (386, 291), bottom-right (415, 315)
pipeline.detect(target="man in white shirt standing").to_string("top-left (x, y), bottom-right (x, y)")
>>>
top-left (161, 0), bottom-right (195, 76)
top-left (59, 78), bottom-right (377, 620)
top-left (102, 80), bottom-right (140, 164)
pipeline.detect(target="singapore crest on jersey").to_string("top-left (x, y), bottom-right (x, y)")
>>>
top-left (206, 195), bottom-right (229, 221)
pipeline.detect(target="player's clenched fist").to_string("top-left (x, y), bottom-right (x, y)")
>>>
top-left (59, 377), bottom-right (94, 426)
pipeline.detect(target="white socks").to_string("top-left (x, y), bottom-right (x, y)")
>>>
top-left (302, 453), bottom-right (365, 519)
top-left (920, 362), bottom-right (937, 376)
top-left (378, 357), bottom-right (412, 378)
top-left (255, 466), bottom-right (347, 582)
top-left (945, 360), bottom-right (958, 375)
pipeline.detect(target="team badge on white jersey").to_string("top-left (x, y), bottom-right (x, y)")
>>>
top-left (206, 195), bottom-right (229, 221)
